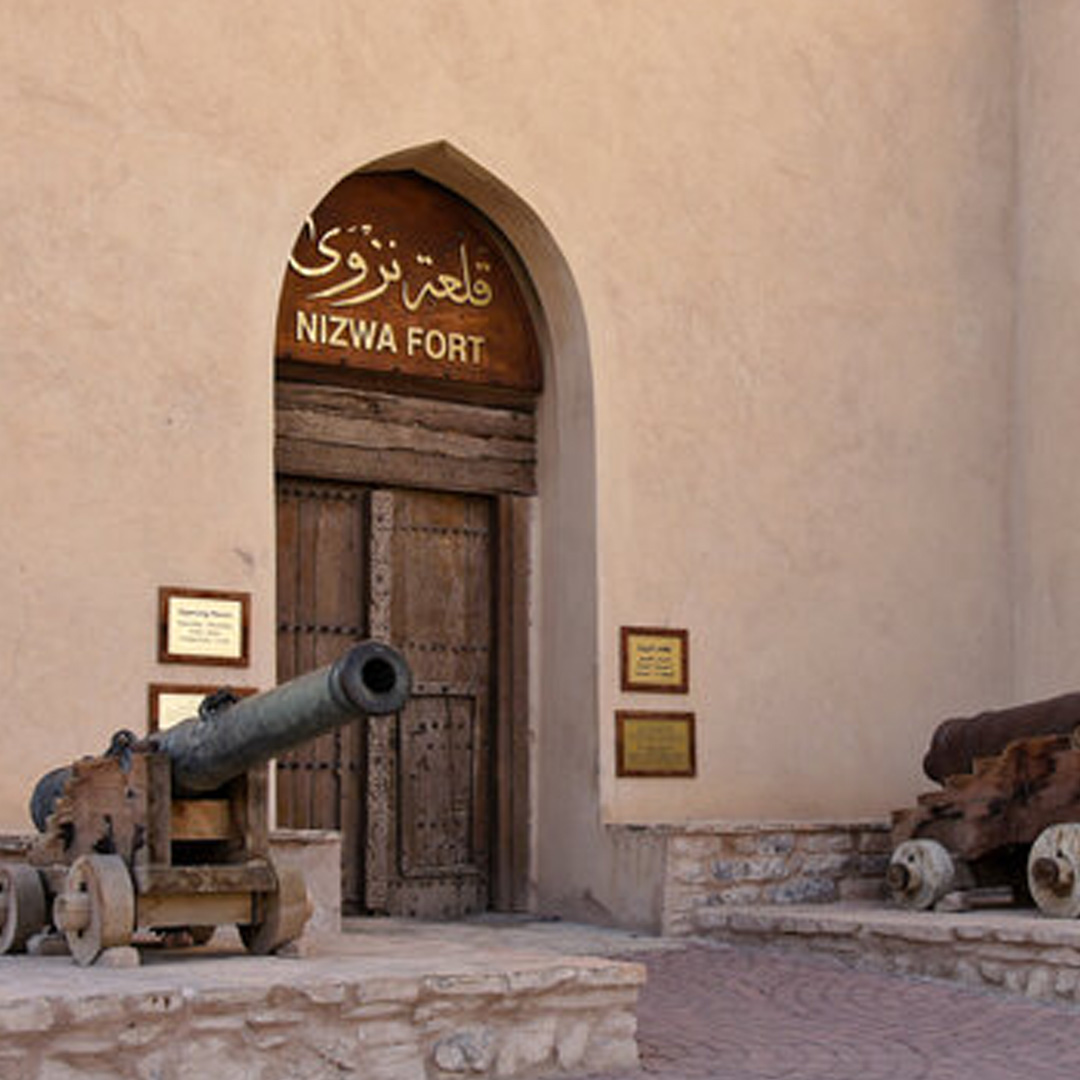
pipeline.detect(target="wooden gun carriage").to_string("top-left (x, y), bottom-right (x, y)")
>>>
top-left (889, 692), bottom-right (1080, 916)
top-left (0, 641), bottom-right (410, 966)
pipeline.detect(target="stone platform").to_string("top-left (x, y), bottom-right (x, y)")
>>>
top-left (0, 919), bottom-right (654, 1080)
top-left (695, 901), bottom-right (1080, 1005)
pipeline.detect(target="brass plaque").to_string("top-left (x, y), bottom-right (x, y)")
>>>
top-left (148, 683), bottom-right (257, 732)
top-left (621, 627), bottom-right (689, 693)
top-left (616, 711), bottom-right (696, 778)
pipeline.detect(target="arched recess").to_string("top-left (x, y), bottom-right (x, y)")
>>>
top-left (272, 143), bottom-right (598, 919)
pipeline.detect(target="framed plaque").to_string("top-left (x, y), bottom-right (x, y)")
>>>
top-left (620, 626), bottom-right (689, 694)
top-left (148, 683), bottom-right (258, 732)
top-left (158, 587), bottom-right (251, 666)
top-left (615, 711), bottom-right (696, 778)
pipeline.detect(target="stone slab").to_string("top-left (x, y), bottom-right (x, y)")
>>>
top-left (0, 919), bottom-right (648, 1079)
top-left (695, 901), bottom-right (1080, 1005)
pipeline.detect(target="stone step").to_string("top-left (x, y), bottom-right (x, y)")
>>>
top-left (0, 925), bottom-right (644, 1079)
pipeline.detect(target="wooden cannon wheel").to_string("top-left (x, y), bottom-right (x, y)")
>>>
top-left (53, 854), bottom-right (135, 966)
top-left (240, 865), bottom-right (311, 955)
top-left (887, 839), bottom-right (956, 910)
top-left (1028, 823), bottom-right (1080, 918)
top-left (0, 864), bottom-right (47, 953)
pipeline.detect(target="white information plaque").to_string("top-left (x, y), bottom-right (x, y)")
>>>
top-left (159, 587), bottom-right (250, 667)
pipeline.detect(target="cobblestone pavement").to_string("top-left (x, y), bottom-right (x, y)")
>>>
top-left (569, 942), bottom-right (1080, 1080)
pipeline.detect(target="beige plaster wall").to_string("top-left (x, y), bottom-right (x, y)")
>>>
top-left (0, 5), bottom-right (282, 827)
top-left (597, 1), bottom-right (1017, 825)
top-left (0, 0), bottom-right (1017, 913)
top-left (1014, 4), bottom-right (1080, 699)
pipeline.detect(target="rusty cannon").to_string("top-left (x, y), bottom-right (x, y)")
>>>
top-left (889, 691), bottom-right (1080, 917)
top-left (0, 641), bottom-right (411, 966)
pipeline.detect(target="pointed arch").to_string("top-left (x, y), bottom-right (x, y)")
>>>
top-left (275, 142), bottom-right (599, 915)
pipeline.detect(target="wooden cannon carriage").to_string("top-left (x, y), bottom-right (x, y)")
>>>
top-left (889, 692), bottom-right (1080, 916)
top-left (0, 641), bottom-right (410, 965)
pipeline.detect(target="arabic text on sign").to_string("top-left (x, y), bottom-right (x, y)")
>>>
top-left (627, 636), bottom-right (683, 687)
top-left (289, 218), bottom-right (494, 313)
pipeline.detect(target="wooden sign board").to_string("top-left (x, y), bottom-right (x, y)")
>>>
top-left (276, 172), bottom-right (542, 398)
top-left (158, 587), bottom-right (250, 667)
top-left (148, 683), bottom-right (258, 733)
top-left (620, 627), bottom-right (689, 693)
top-left (616, 711), bottom-right (696, 777)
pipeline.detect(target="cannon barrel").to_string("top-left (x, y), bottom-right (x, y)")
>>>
top-left (30, 641), bottom-right (411, 825)
top-left (923, 691), bottom-right (1080, 783)
top-left (158, 640), bottom-right (411, 794)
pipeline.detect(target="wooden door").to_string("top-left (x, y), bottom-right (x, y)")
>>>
top-left (276, 478), bottom-right (494, 917)
top-left (275, 479), bottom-right (369, 910)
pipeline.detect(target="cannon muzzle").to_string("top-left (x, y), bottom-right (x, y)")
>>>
top-left (30, 641), bottom-right (411, 825)
top-left (159, 640), bottom-right (411, 793)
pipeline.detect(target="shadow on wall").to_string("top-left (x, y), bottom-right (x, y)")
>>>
top-left (365, 142), bottom-right (603, 922)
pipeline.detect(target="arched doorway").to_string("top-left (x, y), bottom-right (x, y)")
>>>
top-left (272, 169), bottom-right (540, 918)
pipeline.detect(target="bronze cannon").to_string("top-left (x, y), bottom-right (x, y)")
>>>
top-left (922, 692), bottom-right (1080, 783)
top-left (890, 692), bottom-right (1080, 916)
top-left (1, 641), bottom-right (411, 966)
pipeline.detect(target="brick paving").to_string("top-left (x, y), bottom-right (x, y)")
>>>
top-left (569, 942), bottom-right (1080, 1080)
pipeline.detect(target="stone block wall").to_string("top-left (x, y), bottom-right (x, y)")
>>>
top-left (0, 956), bottom-right (644, 1079)
top-left (266, 829), bottom-right (342, 939)
top-left (622, 821), bottom-right (892, 935)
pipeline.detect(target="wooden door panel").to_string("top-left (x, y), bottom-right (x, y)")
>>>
top-left (277, 479), bottom-right (495, 918)
top-left (399, 694), bottom-right (480, 875)
top-left (275, 479), bottom-right (369, 908)
top-left (367, 489), bottom-right (493, 918)
top-left (275, 491), bottom-right (303, 829)
top-left (389, 494), bottom-right (491, 687)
